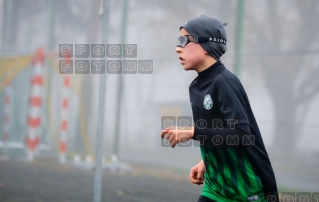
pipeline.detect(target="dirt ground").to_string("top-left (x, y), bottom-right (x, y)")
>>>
top-left (0, 157), bottom-right (203, 202)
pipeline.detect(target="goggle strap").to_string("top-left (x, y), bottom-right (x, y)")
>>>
top-left (197, 36), bottom-right (227, 45)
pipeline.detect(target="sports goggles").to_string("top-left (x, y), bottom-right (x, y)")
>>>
top-left (177, 35), bottom-right (227, 48)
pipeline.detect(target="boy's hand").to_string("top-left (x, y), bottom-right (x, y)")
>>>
top-left (189, 160), bottom-right (205, 185)
top-left (160, 126), bottom-right (194, 148)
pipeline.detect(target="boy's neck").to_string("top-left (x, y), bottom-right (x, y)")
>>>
top-left (196, 56), bottom-right (218, 73)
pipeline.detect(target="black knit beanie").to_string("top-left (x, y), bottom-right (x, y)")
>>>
top-left (180, 15), bottom-right (227, 61)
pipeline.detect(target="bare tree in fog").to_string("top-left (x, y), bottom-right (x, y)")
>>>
top-left (2, 0), bottom-right (90, 51)
top-left (248, 0), bottom-right (319, 158)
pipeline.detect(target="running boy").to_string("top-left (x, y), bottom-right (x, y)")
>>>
top-left (160, 15), bottom-right (278, 202)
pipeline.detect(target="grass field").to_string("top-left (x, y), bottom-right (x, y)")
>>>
top-left (0, 157), bottom-right (202, 202)
top-left (0, 155), bottom-right (308, 202)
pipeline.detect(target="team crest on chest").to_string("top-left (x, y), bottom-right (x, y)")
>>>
top-left (203, 94), bottom-right (213, 110)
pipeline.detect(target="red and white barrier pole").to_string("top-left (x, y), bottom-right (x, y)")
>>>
top-left (2, 79), bottom-right (11, 151)
top-left (26, 48), bottom-right (44, 161)
top-left (59, 62), bottom-right (70, 164)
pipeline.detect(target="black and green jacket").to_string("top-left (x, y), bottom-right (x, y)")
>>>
top-left (190, 61), bottom-right (278, 202)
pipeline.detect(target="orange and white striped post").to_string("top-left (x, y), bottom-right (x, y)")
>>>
top-left (2, 79), bottom-right (11, 151)
top-left (26, 48), bottom-right (44, 161)
top-left (59, 59), bottom-right (70, 164)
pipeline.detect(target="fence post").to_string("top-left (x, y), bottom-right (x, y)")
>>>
top-left (59, 73), bottom-right (70, 164)
top-left (26, 48), bottom-right (44, 161)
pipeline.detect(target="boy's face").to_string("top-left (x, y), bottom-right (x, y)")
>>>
top-left (176, 28), bottom-right (207, 71)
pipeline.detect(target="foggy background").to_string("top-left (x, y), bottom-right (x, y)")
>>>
top-left (0, 0), bottom-right (319, 200)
